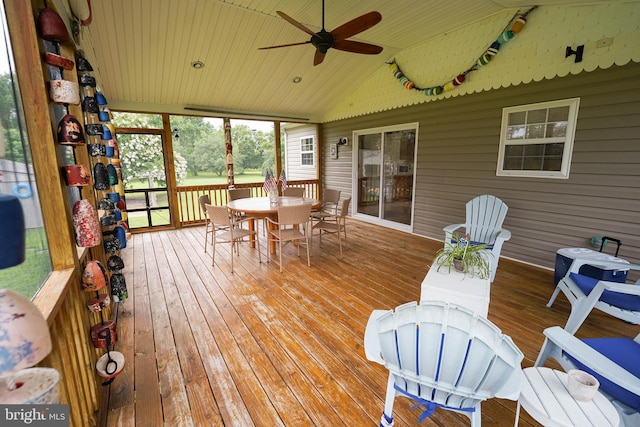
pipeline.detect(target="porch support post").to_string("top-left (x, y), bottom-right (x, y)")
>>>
top-left (316, 123), bottom-right (323, 199)
top-left (223, 117), bottom-right (234, 187)
top-left (5, 0), bottom-right (78, 270)
top-left (163, 113), bottom-right (180, 228)
top-left (274, 121), bottom-right (282, 193)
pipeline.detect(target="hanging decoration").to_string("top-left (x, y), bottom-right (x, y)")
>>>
top-left (69, 0), bottom-right (93, 26)
top-left (387, 6), bottom-right (537, 96)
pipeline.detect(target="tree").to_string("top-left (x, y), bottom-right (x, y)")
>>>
top-left (113, 113), bottom-right (187, 206)
top-left (233, 125), bottom-right (266, 171)
top-left (259, 128), bottom-right (282, 174)
top-left (0, 73), bottom-right (30, 165)
top-left (195, 128), bottom-right (226, 176)
top-left (171, 118), bottom-right (275, 177)
top-left (170, 116), bottom-right (216, 177)
top-left (114, 113), bottom-right (280, 185)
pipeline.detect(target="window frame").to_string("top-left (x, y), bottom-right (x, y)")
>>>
top-left (497, 97), bottom-right (580, 179)
top-left (300, 135), bottom-right (315, 167)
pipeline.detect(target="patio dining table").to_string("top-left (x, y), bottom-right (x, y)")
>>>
top-left (227, 196), bottom-right (319, 254)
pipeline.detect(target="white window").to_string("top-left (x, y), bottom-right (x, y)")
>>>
top-left (497, 98), bottom-right (580, 179)
top-left (300, 136), bottom-right (315, 166)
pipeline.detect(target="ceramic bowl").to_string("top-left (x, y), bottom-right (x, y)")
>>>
top-left (0, 367), bottom-right (60, 404)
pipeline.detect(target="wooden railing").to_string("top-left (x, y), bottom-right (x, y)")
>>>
top-left (33, 249), bottom-right (112, 427)
top-left (176, 180), bottom-right (320, 225)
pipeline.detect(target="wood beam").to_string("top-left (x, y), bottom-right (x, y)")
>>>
top-left (6, 0), bottom-right (78, 270)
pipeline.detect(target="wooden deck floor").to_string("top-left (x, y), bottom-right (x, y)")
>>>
top-left (103, 220), bottom-right (636, 426)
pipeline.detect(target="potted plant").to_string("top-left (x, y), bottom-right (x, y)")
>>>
top-left (435, 233), bottom-right (492, 279)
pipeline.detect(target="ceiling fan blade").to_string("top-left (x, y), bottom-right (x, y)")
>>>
top-left (259, 41), bottom-right (311, 50)
top-left (331, 11), bottom-right (382, 41)
top-left (276, 11), bottom-right (316, 37)
top-left (314, 50), bottom-right (326, 66)
top-left (333, 39), bottom-right (383, 55)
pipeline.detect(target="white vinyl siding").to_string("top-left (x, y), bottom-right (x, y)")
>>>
top-left (283, 125), bottom-right (317, 180)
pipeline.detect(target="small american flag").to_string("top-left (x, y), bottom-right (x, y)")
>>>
top-left (279, 170), bottom-right (287, 192)
top-left (263, 170), bottom-right (277, 194)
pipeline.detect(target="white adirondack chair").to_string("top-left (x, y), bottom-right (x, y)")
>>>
top-left (535, 326), bottom-right (640, 427)
top-left (547, 257), bottom-right (640, 334)
top-left (364, 301), bottom-right (523, 426)
top-left (443, 195), bottom-right (511, 282)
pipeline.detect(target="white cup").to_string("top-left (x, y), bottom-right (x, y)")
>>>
top-left (567, 369), bottom-right (600, 401)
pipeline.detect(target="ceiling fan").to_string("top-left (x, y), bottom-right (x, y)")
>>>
top-left (259, 0), bottom-right (383, 66)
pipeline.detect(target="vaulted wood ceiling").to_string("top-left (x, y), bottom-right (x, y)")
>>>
top-left (79, 0), bottom-right (614, 122)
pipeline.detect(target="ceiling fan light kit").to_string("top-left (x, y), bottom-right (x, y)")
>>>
top-left (259, 0), bottom-right (383, 66)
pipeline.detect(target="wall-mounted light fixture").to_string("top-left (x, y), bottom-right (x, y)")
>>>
top-left (337, 137), bottom-right (348, 146)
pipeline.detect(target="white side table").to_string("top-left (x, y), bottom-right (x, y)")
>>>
top-left (420, 263), bottom-right (490, 317)
top-left (515, 367), bottom-right (619, 427)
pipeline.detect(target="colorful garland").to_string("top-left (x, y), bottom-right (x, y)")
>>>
top-left (387, 6), bottom-right (537, 96)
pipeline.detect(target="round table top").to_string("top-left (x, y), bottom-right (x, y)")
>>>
top-left (519, 367), bottom-right (619, 427)
top-left (227, 196), bottom-right (319, 215)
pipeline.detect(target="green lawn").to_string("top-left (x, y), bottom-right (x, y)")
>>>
top-left (126, 169), bottom-right (265, 190)
top-left (0, 227), bottom-right (52, 299)
top-left (180, 169), bottom-right (264, 185)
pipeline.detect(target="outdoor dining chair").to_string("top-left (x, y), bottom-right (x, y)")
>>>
top-left (312, 197), bottom-right (351, 257)
top-left (283, 187), bottom-right (305, 197)
top-left (205, 204), bottom-right (261, 273)
top-left (547, 257), bottom-right (640, 334)
top-left (535, 326), bottom-right (640, 427)
top-left (228, 187), bottom-right (252, 226)
top-left (364, 300), bottom-right (523, 427)
top-left (198, 194), bottom-right (214, 253)
top-left (443, 195), bottom-right (511, 282)
top-left (228, 187), bottom-right (251, 201)
top-left (310, 188), bottom-right (341, 222)
top-left (265, 203), bottom-right (312, 272)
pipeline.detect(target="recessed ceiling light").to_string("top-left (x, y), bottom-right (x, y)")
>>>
top-left (292, 76), bottom-right (302, 83)
top-left (191, 61), bottom-right (205, 69)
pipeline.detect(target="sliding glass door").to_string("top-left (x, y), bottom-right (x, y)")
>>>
top-left (353, 123), bottom-right (418, 231)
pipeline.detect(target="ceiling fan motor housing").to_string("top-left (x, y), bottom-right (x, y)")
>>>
top-left (311, 30), bottom-right (334, 53)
